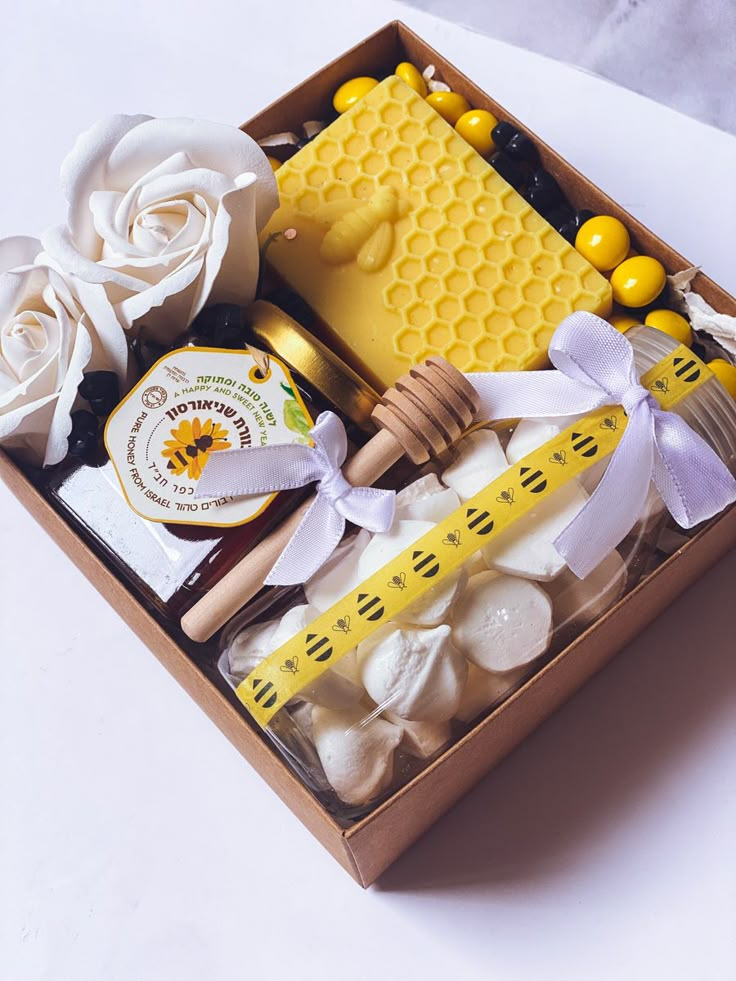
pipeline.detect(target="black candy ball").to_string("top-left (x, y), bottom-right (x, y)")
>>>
top-left (67, 410), bottom-right (99, 460)
top-left (78, 370), bottom-right (120, 417)
top-left (490, 121), bottom-right (518, 150)
top-left (190, 304), bottom-right (246, 349)
top-left (489, 152), bottom-right (526, 191)
top-left (505, 132), bottom-right (539, 166)
top-left (524, 169), bottom-right (564, 214)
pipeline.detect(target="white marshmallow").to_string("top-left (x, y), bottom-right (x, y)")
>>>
top-left (455, 661), bottom-right (527, 723)
top-left (357, 520), bottom-right (435, 581)
top-left (382, 709), bottom-right (450, 758)
top-left (270, 604), bottom-right (363, 710)
top-left (505, 418), bottom-right (563, 464)
top-left (304, 528), bottom-right (371, 611)
top-left (228, 619), bottom-right (280, 682)
top-left (397, 567), bottom-right (468, 627)
top-left (451, 571), bottom-right (553, 673)
top-left (396, 473), bottom-right (462, 523)
top-left (483, 481), bottom-right (589, 581)
top-left (442, 429), bottom-right (508, 501)
top-left (546, 548), bottom-right (627, 630)
top-left (358, 623), bottom-right (467, 722)
top-left (311, 705), bottom-right (402, 806)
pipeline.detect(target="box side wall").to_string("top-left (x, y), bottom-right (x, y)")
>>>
top-left (343, 504), bottom-right (736, 885)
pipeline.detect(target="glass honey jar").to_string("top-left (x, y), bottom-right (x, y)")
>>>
top-left (43, 302), bottom-right (380, 622)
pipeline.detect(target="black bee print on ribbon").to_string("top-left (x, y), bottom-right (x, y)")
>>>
top-left (332, 616), bottom-right (351, 634)
top-left (442, 530), bottom-right (461, 547)
top-left (280, 656), bottom-right (299, 674)
top-left (250, 677), bottom-right (278, 709)
top-left (519, 466), bottom-right (547, 494)
top-left (571, 432), bottom-right (598, 457)
top-left (412, 550), bottom-right (440, 578)
top-left (305, 632), bottom-right (333, 662)
top-left (388, 572), bottom-right (407, 590)
top-left (496, 488), bottom-right (515, 505)
top-left (357, 593), bottom-right (385, 621)
top-left (652, 377), bottom-right (669, 395)
top-left (673, 356), bottom-right (700, 383)
top-left (465, 507), bottom-right (494, 535)
top-left (600, 415), bottom-right (618, 432)
top-left (550, 450), bottom-right (567, 466)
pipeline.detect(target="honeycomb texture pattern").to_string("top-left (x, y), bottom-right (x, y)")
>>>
top-left (263, 76), bottom-right (612, 392)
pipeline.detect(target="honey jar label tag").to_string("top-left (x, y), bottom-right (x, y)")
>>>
top-left (237, 344), bottom-right (711, 728)
top-left (104, 347), bottom-right (313, 527)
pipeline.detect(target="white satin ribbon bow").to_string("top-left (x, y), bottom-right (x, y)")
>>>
top-left (195, 410), bottom-right (395, 585)
top-left (468, 311), bottom-right (736, 578)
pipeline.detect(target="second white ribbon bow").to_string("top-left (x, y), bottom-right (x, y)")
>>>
top-left (195, 411), bottom-right (395, 585)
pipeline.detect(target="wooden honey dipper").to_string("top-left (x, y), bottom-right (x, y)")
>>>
top-left (181, 356), bottom-right (480, 642)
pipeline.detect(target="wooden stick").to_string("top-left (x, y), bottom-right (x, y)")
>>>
top-left (181, 357), bottom-right (479, 642)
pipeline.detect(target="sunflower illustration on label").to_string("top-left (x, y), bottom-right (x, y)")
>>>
top-left (162, 418), bottom-right (232, 480)
top-left (104, 347), bottom-right (313, 527)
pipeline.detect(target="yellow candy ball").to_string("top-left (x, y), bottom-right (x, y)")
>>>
top-left (609, 313), bottom-right (640, 334)
top-left (644, 309), bottom-right (692, 346)
top-left (575, 215), bottom-right (630, 272)
top-left (426, 90), bottom-right (471, 125)
top-left (708, 359), bottom-right (736, 400)
top-left (610, 256), bottom-right (667, 308)
top-left (395, 62), bottom-right (427, 97)
top-left (455, 109), bottom-right (498, 157)
top-left (333, 77), bottom-right (379, 114)
top-left (267, 156), bottom-right (280, 172)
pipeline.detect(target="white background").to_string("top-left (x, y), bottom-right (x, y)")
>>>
top-left (1, 2), bottom-right (735, 979)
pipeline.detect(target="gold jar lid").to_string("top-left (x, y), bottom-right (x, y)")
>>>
top-left (246, 300), bottom-right (380, 432)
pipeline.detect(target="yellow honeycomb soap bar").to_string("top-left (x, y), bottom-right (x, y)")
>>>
top-left (263, 76), bottom-right (612, 392)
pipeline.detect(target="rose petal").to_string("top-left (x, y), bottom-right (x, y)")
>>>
top-left (44, 318), bottom-right (94, 466)
top-left (0, 236), bottom-right (43, 274)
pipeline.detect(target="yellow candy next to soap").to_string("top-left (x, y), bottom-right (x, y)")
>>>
top-left (610, 255), bottom-right (666, 308)
top-left (395, 62), bottom-right (427, 96)
top-left (609, 313), bottom-right (640, 333)
top-left (333, 77), bottom-right (379, 114)
top-left (455, 109), bottom-right (498, 156)
top-left (426, 90), bottom-right (470, 125)
top-left (267, 156), bottom-right (281, 172)
top-left (709, 359), bottom-right (736, 400)
top-left (575, 215), bottom-right (630, 272)
top-left (645, 308), bottom-right (692, 346)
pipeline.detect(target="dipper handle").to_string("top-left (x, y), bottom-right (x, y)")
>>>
top-left (181, 357), bottom-right (479, 642)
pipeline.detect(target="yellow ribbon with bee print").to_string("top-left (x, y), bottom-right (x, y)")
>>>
top-left (238, 344), bottom-right (710, 728)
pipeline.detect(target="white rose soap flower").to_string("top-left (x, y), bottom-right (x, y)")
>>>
top-left (43, 115), bottom-right (278, 343)
top-left (0, 236), bottom-right (125, 466)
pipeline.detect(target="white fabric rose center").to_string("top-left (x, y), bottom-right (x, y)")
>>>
top-left (1, 310), bottom-right (59, 383)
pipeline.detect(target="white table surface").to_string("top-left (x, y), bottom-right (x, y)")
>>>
top-left (1, 3), bottom-right (735, 979)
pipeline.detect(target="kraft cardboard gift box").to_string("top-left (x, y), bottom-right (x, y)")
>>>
top-left (2, 22), bottom-right (735, 887)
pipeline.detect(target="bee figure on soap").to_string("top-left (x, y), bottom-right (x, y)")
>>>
top-left (315, 187), bottom-right (409, 273)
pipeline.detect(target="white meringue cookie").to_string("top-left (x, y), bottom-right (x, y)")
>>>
top-left (441, 429), bottom-right (508, 501)
top-left (455, 661), bottom-right (527, 723)
top-left (227, 619), bottom-right (280, 682)
top-left (311, 705), bottom-right (402, 806)
top-left (482, 481), bottom-right (589, 581)
top-left (304, 528), bottom-right (371, 611)
top-left (451, 571), bottom-right (552, 673)
top-left (357, 520), bottom-right (435, 581)
top-left (270, 604), bottom-right (363, 710)
top-left (396, 473), bottom-right (462, 523)
top-left (545, 548), bottom-right (627, 630)
top-left (357, 623), bottom-right (467, 722)
top-left (505, 418), bottom-right (563, 464)
top-left (382, 709), bottom-right (450, 758)
top-left (397, 566), bottom-right (468, 627)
